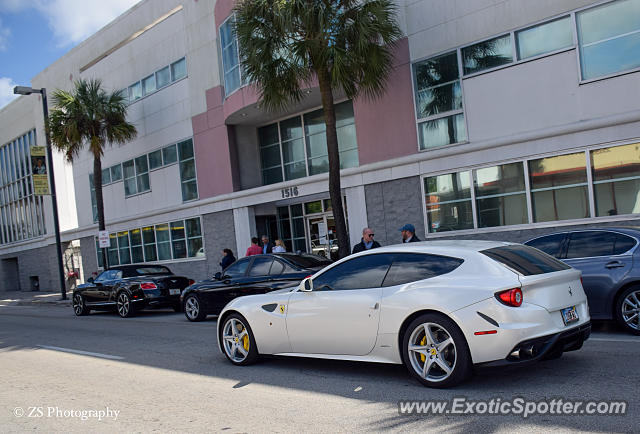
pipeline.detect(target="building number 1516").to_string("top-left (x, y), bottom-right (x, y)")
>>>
top-left (281, 186), bottom-right (299, 199)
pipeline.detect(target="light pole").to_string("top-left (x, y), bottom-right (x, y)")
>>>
top-left (13, 86), bottom-right (67, 300)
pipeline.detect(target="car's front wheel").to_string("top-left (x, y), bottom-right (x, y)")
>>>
top-left (401, 313), bottom-right (471, 388)
top-left (616, 286), bottom-right (640, 335)
top-left (72, 293), bottom-right (90, 316)
top-left (184, 294), bottom-right (206, 322)
top-left (116, 292), bottom-right (135, 318)
top-left (220, 313), bottom-right (258, 365)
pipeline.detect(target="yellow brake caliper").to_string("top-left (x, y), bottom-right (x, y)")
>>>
top-left (420, 336), bottom-right (426, 363)
top-left (237, 323), bottom-right (250, 351)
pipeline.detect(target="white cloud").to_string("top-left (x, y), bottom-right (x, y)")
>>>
top-left (0, 18), bottom-right (10, 51)
top-left (0, 77), bottom-right (19, 109)
top-left (34, 0), bottom-right (142, 47)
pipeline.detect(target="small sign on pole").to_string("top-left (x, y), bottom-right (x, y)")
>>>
top-left (30, 146), bottom-right (50, 195)
top-left (98, 230), bottom-right (110, 248)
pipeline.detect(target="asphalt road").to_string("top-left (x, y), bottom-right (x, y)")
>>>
top-left (0, 303), bottom-right (638, 433)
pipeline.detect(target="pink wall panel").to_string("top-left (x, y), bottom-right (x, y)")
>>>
top-left (353, 38), bottom-right (418, 165)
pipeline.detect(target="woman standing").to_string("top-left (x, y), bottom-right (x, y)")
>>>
top-left (220, 249), bottom-right (236, 270)
top-left (272, 239), bottom-right (286, 253)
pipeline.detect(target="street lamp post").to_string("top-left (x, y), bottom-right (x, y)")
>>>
top-left (14, 86), bottom-right (67, 300)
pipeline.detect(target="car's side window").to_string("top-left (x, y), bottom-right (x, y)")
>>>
top-left (526, 233), bottom-right (566, 258)
top-left (113, 270), bottom-right (123, 279)
top-left (566, 231), bottom-right (616, 259)
top-left (94, 271), bottom-right (109, 283)
top-left (613, 234), bottom-right (637, 255)
top-left (312, 254), bottom-right (393, 291)
top-left (249, 257), bottom-right (273, 276)
top-left (224, 258), bottom-right (251, 278)
top-left (269, 260), bottom-right (285, 276)
top-left (382, 253), bottom-right (464, 287)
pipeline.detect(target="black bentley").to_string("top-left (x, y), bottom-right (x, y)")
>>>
top-left (181, 253), bottom-right (332, 321)
top-left (72, 265), bottom-right (194, 318)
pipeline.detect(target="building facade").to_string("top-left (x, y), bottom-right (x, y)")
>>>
top-left (1, 0), bottom-right (639, 290)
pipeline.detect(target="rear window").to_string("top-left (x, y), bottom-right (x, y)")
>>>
top-left (382, 253), bottom-right (464, 287)
top-left (134, 266), bottom-right (172, 275)
top-left (481, 244), bottom-right (570, 276)
top-left (281, 254), bottom-right (332, 269)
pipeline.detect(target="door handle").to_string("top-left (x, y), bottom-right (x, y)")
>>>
top-left (370, 302), bottom-right (379, 310)
top-left (605, 261), bottom-right (625, 269)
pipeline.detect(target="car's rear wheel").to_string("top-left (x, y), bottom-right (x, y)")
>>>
top-left (184, 294), bottom-right (206, 321)
top-left (616, 286), bottom-right (640, 335)
top-left (402, 313), bottom-right (471, 388)
top-left (220, 313), bottom-right (258, 365)
top-left (72, 293), bottom-right (89, 316)
top-left (116, 292), bottom-right (135, 318)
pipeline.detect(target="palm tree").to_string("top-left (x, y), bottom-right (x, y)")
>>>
top-left (234, 0), bottom-right (401, 259)
top-left (47, 78), bottom-right (137, 266)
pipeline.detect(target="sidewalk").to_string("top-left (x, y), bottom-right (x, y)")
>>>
top-left (0, 290), bottom-right (72, 307)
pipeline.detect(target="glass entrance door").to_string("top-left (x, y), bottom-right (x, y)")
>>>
top-left (307, 215), bottom-right (339, 260)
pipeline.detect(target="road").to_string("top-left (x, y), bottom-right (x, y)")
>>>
top-left (0, 303), bottom-right (638, 433)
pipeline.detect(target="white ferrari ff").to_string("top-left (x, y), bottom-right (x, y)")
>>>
top-left (217, 241), bottom-right (591, 388)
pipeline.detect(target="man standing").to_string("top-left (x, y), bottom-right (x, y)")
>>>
top-left (352, 228), bottom-right (381, 254)
top-left (245, 237), bottom-right (263, 256)
top-left (399, 224), bottom-right (421, 243)
top-left (261, 235), bottom-right (274, 254)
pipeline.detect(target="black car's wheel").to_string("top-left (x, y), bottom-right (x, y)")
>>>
top-left (184, 294), bottom-right (206, 322)
top-left (72, 293), bottom-right (90, 316)
top-left (116, 292), bottom-right (135, 318)
top-left (220, 313), bottom-right (258, 365)
top-left (616, 285), bottom-right (640, 335)
top-left (401, 313), bottom-right (471, 388)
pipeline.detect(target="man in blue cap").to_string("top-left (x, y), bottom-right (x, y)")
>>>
top-left (399, 223), bottom-right (421, 243)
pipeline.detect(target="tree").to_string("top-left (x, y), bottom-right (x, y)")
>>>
top-left (48, 78), bottom-right (137, 266)
top-left (234, 0), bottom-right (401, 259)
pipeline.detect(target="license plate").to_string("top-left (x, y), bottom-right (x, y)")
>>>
top-left (169, 288), bottom-right (180, 296)
top-left (561, 305), bottom-right (579, 325)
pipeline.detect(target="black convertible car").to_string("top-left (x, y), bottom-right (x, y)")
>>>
top-left (72, 265), bottom-right (194, 318)
top-left (181, 253), bottom-right (332, 321)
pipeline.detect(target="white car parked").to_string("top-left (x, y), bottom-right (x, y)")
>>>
top-left (217, 240), bottom-right (591, 388)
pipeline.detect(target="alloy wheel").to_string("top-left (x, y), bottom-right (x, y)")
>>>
top-left (117, 293), bottom-right (130, 317)
top-left (222, 317), bottom-right (251, 363)
top-left (407, 322), bottom-right (457, 383)
top-left (73, 294), bottom-right (84, 315)
top-left (621, 290), bottom-right (640, 331)
top-left (185, 296), bottom-right (200, 320)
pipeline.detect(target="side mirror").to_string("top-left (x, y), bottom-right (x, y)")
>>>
top-left (214, 272), bottom-right (222, 280)
top-left (301, 277), bottom-right (313, 292)
top-left (87, 277), bottom-right (94, 283)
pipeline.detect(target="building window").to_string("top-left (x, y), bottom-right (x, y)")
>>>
top-left (125, 57), bottom-right (187, 104)
top-left (577, 0), bottom-right (640, 80)
top-left (220, 15), bottom-right (242, 96)
top-left (96, 217), bottom-right (205, 267)
top-left (528, 152), bottom-right (589, 222)
top-left (516, 16), bottom-right (573, 60)
top-left (142, 74), bottom-right (156, 96)
top-left (89, 174), bottom-right (98, 223)
top-left (156, 66), bottom-right (171, 88)
top-left (0, 129), bottom-right (46, 245)
top-left (123, 155), bottom-right (150, 197)
top-left (259, 101), bottom-right (358, 185)
top-left (591, 142), bottom-right (640, 216)
top-left (148, 149), bottom-right (163, 170)
top-left (475, 162), bottom-right (528, 228)
top-left (171, 58), bottom-right (187, 81)
top-left (162, 144), bottom-right (178, 165)
top-left (178, 139), bottom-right (198, 201)
top-left (424, 172), bottom-right (474, 233)
top-left (110, 164), bottom-right (122, 182)
top-left (128, 81), bottom-right (142, 102)
top-left (462, 34), bottom-right (513, 75)
top-left (413, 51), bottom-right (466, 150)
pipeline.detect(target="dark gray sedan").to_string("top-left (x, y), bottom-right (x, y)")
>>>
top-left (525, 227), bottom-right (640, 334)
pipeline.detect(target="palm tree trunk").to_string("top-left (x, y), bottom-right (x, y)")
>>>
top-left (317, 67), bottom-right (350, 259)
top-left (93, 156), bottom-right (108, 267)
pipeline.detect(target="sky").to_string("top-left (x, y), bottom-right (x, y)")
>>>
top-left (0, 0), bottom-right (142, 109)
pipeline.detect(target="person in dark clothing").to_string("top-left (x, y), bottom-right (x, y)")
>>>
top-left (399, 224), bottom-right (421, 243)
top-left (220, 248), bottom-right (236, 270)
top-left (352, 227), bottom-right (381, 254)
top-left (261, 235), bottom-right (274, 254)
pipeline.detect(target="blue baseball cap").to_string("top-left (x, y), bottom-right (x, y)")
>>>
top-left (399, 224), bottom-right (415, 232)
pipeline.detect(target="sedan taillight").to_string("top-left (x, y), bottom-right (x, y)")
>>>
top-left (140, 282), bottom-right (157, 290)
top-left (495, 288), bottom-right (523, 307)
top-left (188, 279), bottom-right (195, 286)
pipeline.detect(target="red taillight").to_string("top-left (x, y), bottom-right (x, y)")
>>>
top-left (496, 288), bottom-right (523, 307)
top-left (140, 282), bottom-right (157, 290)
top-left (188, 279), bottom-right (195, 286)
top-left (580, 277), bottom-right (583, 286)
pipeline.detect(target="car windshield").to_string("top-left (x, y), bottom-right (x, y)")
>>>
top-left (134, 266), bottom-right (172, 275)
top-left (481, 244), bottom-right (570, 276)
top-left (280, 254), bottom-right (332, 269)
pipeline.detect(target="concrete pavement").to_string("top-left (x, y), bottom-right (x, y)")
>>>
top-left (0, 290), bottom-right (72, 306)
